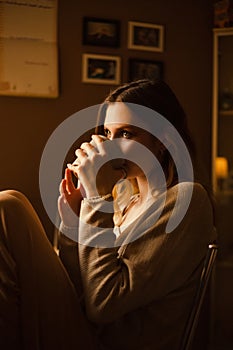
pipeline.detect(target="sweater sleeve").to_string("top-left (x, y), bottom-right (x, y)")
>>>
top-left (78, 183), bottom-right (216, 324)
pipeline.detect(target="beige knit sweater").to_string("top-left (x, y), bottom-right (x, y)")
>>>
top-left (76, 182), bottom-right (216, 350)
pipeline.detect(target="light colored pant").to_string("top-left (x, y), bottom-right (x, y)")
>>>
top-left (0, 190), bottom-right (95, 349)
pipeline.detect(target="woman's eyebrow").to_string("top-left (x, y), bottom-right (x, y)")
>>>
top-left (104, 124), bottom-right (135, 130)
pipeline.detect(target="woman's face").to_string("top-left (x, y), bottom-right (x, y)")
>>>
top-left (104, 102), bottom-right (161, 179)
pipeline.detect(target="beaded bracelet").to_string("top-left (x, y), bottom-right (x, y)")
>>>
top-left (86, 193), bottom-right (113, 203)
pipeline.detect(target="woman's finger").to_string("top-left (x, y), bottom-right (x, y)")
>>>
top-left (80, 142), bottom-right (96, 157)
top-left (75, 148), bottom-right (89, 160)
top-left (59, 179), bottom-right (66, 195)
top-left (91, 134), bottom-right (107, 146)
top-left (67, 163), bottom-right (79, 177)
top-left (65, 168), bottom-right (76, 193)
top-left (59, 178), bottom-right (69, 197)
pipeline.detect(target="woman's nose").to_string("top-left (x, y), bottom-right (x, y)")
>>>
top-left (109, 133), bottom-right (117, 141)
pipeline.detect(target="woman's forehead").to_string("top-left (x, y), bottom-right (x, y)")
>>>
top-left (105, 103), bottom-right (136, 125)
top-left (104, 102), bottom-right (160, 133)
top-left (104, 102), bottom-right (134, 124)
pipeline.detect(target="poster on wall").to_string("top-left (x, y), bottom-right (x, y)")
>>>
top-left (0, 0), bottom-right (58, 98)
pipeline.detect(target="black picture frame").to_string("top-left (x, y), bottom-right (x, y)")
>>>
top-left (83, 17), bottom-right (120, 47)
top-left (128, 21), bottom-right (164, 52)
top-left (129, 58), bottom-right (164, 81)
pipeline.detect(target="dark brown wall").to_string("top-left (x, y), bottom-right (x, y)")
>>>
top-left (0, 0), bottom-right (213, 239)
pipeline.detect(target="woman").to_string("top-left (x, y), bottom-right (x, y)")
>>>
top-left (0, 79), bottom-right (216, 349)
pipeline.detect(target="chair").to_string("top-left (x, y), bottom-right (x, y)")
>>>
top-left (180, 243), bottom-right (218, 350)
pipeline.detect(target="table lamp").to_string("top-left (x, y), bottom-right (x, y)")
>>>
top-left (215, 157), bottom-right (228, 190)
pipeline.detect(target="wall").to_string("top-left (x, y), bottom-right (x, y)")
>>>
top-left (0, 0), bottom-right (213, 240)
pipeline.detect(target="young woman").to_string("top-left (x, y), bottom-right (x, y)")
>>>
top-left (0, 79), bottom-right (216, 350)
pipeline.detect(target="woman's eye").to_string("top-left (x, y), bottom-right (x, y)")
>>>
top-left (121, 130), bottom-right (132, 138)
top-left (104, 129), bottom-right (111, 138)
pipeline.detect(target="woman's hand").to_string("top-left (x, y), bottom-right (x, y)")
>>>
top-left (58, 168), bottom-right (83, 227)
top-left (72, 135), bottom-right (126, 198)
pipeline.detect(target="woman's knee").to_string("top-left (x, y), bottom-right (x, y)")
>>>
top-left (0, 189), bottom-right (27, 202)
top-left (0, 189), bottom-right (46, 245)
top-left (0, 190), bottom-right (31, 216)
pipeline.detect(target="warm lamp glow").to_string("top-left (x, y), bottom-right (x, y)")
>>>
top-left (215, 157), bottom-right (228, 178)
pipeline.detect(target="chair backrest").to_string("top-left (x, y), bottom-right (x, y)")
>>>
top-left (180, 243), bottom-right (218, 350)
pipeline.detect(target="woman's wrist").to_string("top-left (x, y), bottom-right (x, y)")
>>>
top-left (86, 193), bottom-right (113, 203)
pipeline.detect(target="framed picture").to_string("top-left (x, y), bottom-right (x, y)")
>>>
top-left (129, 58), bottom-right (163, 81)
top-left (128, 21), bottom-right (164, 52)
top-left (83, 17), bottom-right (120, 47)
top-left (82, 54), bottom-right (121, 85)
